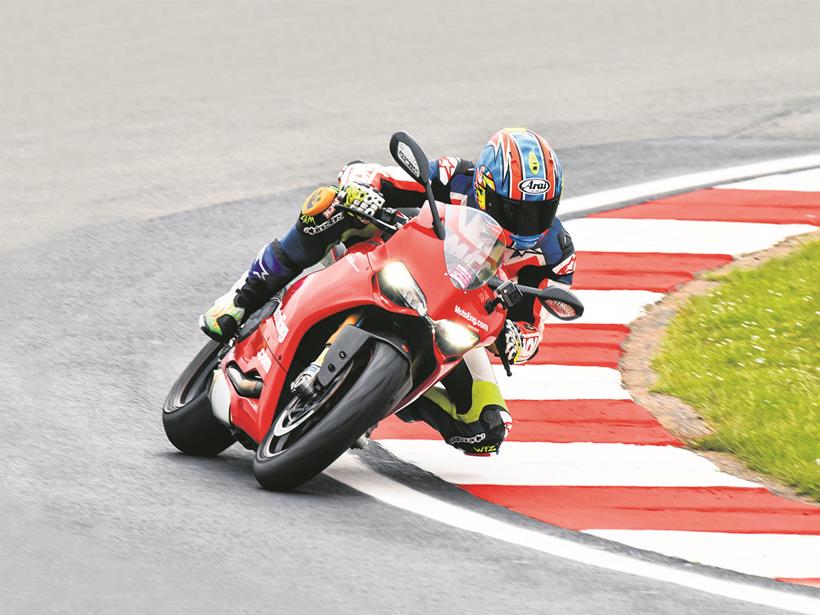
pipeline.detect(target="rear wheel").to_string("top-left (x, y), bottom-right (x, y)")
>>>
top-left (163, 340), bottom-right (235, 456)
top-left (253, 341), bottom-right (409, 491)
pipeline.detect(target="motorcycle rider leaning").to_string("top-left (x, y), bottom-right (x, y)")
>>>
top-left (201, 128), bottom-right (576, 456)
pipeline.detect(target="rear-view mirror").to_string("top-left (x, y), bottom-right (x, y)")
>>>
top-left (538, 287), bottom-right (584, 321)
top-left (389, 131), bottom-right (430, 185)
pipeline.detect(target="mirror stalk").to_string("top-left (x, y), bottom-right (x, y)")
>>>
top-left (389, 131), bottom-right (446, 240)
top-left (426, 184), bottom-right (446, 240)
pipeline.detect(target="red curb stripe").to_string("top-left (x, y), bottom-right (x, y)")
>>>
top-left (647, 188), bottom-right (820, 208)
top-left (589, 189), bottom-right (820, 225)
top-left (371, 417), bottom-right (439, 440)
top-left (573, 252), bottom-right (734, 291)
top-left (490, 324), bottom-right (630, 368)
top-left (371, 415), bottom-right (678, 445)
top-left (507, 422), bottom-right (679, 445)
top-left (577, 252), bottom-right (734, 273)
top-left (775, 578), bottom-right (820, 588)
top-left (460, 485), bottom-right (820, 534)
top-left (507, 399), bottom-right (661, 425)
top-left (507, 399), bottom-right (681, 445)
top-left (372, 400), bottom-right (681, 445)
top-left (574, 271), bottom-right (694, 292)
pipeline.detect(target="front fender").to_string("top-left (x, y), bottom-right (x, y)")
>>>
top-left (315, 326), bottom-right (412, 396)
top-left (316, 326), bottom-right (413, 422)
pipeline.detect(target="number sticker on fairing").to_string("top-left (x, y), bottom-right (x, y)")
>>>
top-left (273, 306), bottom-right (289, 343)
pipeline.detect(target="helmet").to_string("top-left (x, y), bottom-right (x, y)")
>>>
top-left (474, 128), bottom-right (563, 250)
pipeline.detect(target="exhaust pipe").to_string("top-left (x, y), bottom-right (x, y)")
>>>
top-left (226, 364), bottom-right (263, 398)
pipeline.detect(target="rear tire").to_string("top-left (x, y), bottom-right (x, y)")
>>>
top-left (163, 340), bottom-right (235, 456)
top-left (253, 341), bottom-right (409, 491)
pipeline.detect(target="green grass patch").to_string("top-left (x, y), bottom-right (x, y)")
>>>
top-left (653, 239), bottom-right (820, 501)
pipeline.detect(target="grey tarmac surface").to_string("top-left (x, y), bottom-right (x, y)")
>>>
top-left (2, 1), bottom-right (820, 613)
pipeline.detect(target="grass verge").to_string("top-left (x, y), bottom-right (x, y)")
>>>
top-left (653, 239), bottom-right (819, 501)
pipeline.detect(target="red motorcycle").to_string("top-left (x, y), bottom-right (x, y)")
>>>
top-left (163, 133), bottom-right (584, 491)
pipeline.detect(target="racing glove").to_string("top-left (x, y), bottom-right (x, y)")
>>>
top-left (338, 182), bottom-right (386, 218)
top-left (494, 320), bottom-right (541, 365)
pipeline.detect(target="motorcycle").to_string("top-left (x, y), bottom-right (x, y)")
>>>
top-left (162, 132), bottom-right (584, 491)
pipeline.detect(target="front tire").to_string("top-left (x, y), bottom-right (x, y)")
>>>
top-left (253, 341), bottom-right (410, 491)
top-left (163, 340), bottom-right (235, 456)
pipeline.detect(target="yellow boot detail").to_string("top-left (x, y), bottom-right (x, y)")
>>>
top-left (422, 381), bottom-right (507, 425)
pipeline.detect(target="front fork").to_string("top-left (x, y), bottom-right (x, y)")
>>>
top-left (290, 310), bottom-right (362, 398)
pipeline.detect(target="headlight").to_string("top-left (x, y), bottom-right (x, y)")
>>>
top-left (434, 319), bottom-right (480, 356)
top-left (378, 261), bottom-right (428, 317)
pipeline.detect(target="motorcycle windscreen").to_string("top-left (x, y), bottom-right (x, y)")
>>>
top-left (443, 205), bottom-right (506, 290)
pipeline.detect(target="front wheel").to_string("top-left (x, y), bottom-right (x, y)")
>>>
top-left (163, 340), bottom-right (235, 456)
top-left (253, 340), bottom-right (410, 491)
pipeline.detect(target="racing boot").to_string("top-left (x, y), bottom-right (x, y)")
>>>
top-left (461, 404), bottom-right (512, 457)
top-left (396, 387), bottom-right (512, 456)
top-left (199, 275), bottom-right (251, 344)
top-left (200, 241), bottom-right (299, 343)
top-left (200, 276), bottom-right (269, 343)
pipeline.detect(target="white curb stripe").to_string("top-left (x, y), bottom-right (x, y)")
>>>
top-left (326, 454), bottom-right (820, 614)
top-left (495, 364), bottom-right (630, 400)
top-left (584, 530), bottom-right (820, 579)
top-left (374, 441), bottom-right (759, 487)
top-left (559, 153), bottom-right (820, 215)
top-left (565, 218), bottom-right (816, 255)
top-left (716, 168), bottom-right (820, 192)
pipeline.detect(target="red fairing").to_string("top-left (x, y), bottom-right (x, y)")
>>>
top-left (221, 204), bottom-right (506, 444)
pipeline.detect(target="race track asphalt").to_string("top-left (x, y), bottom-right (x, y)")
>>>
top-left (2, 1), bottom-right (820, 613)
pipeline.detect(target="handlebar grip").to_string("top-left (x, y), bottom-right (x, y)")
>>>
top-left (335, 204), bottom-right (398, 233)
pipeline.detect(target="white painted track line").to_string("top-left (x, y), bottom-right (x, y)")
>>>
top-left (374, 441), bottom-right (759, 487)
top-left (585, 530), bottom-right (820, 579)
top-left (552, 289), bottom-right (663, 325)
top-left (495, 364), bottom-right (630, 400)
top-left (327, 455), bottom-right (820, 614)
top-left (565, 218), bottom-right (816, 255)
top-left (559, 153), bottom-right (820, 215)
top-left (716, 168), bottom-right (820, 192)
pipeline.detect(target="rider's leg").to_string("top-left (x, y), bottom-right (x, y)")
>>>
top-left (397, 348), bottom-right (512, 455)
top-left (200, 187), bottom-right (345, 344)
top-left (200, 240), bottom-right (298, 343)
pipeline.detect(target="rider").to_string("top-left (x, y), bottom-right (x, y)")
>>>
top-left (201, 128), bottom-right (576, 456)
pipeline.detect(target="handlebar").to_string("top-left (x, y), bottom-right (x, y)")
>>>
top-left (335, 203), bottom-right (405, 234)
top-left (487, 276), bottom-right (569, 299)
top-left (486, 277), bottom-right (585, 321)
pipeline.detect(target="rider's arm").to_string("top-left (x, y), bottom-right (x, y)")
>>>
top-left (502, 217), bottom-right (576, 364)
top-left (339, 158), bottom-right (475, 207)
top-left (247, 157), bottom-right (477, 298)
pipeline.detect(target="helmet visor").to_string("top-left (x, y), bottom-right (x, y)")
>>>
top-left (484, 191), bottom-right (559, 236)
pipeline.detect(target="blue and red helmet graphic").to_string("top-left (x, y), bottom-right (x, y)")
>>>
top-left (474, 128), bottom-right (563, 204)
top-left (474, 128), bottom-right (563, 245)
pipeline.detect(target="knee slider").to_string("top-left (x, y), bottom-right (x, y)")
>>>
top-left (479, 405), bottom-right (512, 446)
top-left (450, 405), bottom-right (512, 456)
